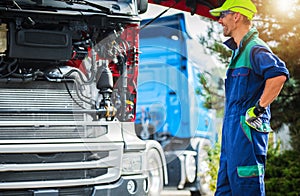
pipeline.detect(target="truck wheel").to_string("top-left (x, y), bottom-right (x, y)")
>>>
top-left (146, 148), bottom-right (164, 196)
top-left (193, 143), bottom-right (213, 196)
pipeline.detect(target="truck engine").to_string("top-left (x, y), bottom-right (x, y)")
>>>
top-left (0, 0), bottom-right (147, 195)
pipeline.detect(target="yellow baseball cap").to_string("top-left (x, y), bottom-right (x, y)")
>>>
top-left (210, 0), bottom-right (257, 20)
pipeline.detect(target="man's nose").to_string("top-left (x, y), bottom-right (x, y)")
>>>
top-left (218, 17), bottom-right (224, 24)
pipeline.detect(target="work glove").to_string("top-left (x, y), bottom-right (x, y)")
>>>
top-left (245, 101), bottom-right (266, 130)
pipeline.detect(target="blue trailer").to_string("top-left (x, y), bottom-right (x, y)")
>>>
top-left (135, 13), bottom-right (219, 195)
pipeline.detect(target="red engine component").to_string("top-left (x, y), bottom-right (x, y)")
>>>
top-left (66, 23), bottom-right (140, 122)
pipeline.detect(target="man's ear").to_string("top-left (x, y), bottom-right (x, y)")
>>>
top-left (234, 12), bottom-right (241, 22)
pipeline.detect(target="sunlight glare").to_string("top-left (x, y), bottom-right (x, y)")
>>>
top-left (275, 0), bottom-right (297, 14)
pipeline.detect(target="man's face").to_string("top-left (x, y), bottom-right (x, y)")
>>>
top-left (218, 11), bottom-right (236, 37)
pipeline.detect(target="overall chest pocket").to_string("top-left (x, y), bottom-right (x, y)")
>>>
top-left (226, 67), bottom-right (250, 102)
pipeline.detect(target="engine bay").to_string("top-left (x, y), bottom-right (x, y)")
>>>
top-left (0, 6), bottom-right (140, 122)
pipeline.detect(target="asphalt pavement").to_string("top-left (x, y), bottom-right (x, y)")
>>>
top-left (161, 189), bottom-right (191, 196)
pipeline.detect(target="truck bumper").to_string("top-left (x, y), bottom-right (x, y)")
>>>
top-left (1, 175), bottom-right (148, 196)
top-left (93, 175), bottom-right (148, 196)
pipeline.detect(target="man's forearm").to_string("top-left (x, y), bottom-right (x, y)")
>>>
top-left (259, 75), bottom-right (287, 107)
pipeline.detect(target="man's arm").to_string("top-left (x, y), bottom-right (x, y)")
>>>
top-left (245, 75), bottom-right (287, 130)
top-left (259, 75), bottom-right (287, 107)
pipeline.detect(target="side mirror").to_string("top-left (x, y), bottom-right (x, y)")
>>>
top-left (137, 0), bottom-right (148, 14)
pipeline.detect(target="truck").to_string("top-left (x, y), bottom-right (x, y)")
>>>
top-left (135, 13), bottom-right (219, 196)
top-left (0, 0), bottom-right (149, 195)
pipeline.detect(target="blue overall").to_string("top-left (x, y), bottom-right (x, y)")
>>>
top-left (215, 28), bottom-right (289, 196)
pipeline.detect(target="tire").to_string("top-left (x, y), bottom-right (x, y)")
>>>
top-left (145, 148), bottom-right (164, 196)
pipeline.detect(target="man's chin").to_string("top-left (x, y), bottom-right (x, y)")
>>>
top-left (223, 29), bottom-right (231, 37)
top-left (223, 32), bottom-right (230, 37)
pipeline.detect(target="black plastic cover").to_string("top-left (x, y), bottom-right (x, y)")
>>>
top-left (9, 23), bottom-right (72, 60)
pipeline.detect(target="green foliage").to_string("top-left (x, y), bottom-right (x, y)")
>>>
top-left (206, 142), bottom-right (221, 192)
top-left (196, 72), bottom-right (225, 117)
top-left (198, 20), bottom-right (232, 65)
top-left (211, 42), bottom-right (231, 65)
top-left (265, 148), bottom-right (300, 195)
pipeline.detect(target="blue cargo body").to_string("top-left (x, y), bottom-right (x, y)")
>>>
top-left (136, 13), bottom-right (216, 142)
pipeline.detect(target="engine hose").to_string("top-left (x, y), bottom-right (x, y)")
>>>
top-left (46, 75), bottom-right (94, 106)
top-left (0, 57), bottom-right (5, 72)
top-left (72, 78), bottom-right (96, 105)
top-left (64, 67), bottom-right (96, 84)
top-left (57, 67), bottom-right (95, 102)
top-left (63, 79), bottom-right (88, 109)
top-left (0, 59), bottom-right (18, 78)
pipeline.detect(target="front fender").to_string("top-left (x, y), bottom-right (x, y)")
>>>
top-left (144, 140), bottom-right (168, 185)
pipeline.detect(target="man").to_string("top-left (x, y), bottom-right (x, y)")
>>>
top-left (209, 0), bottom-right (289, 195)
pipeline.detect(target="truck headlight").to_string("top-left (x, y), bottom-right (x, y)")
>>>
top-left (185, 154), bottom-right (196, 183)
top-left (122, 153), bottom-right (143, 175)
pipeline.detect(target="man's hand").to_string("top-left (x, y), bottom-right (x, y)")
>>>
top-left (245, 101), bottom-right (266, 130)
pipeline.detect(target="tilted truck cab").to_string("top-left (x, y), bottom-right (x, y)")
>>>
top-left (0, 0), bottom-right (148, 195)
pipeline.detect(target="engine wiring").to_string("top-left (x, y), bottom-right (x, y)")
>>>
top-left (0, 58), bottom-right (18, 78)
